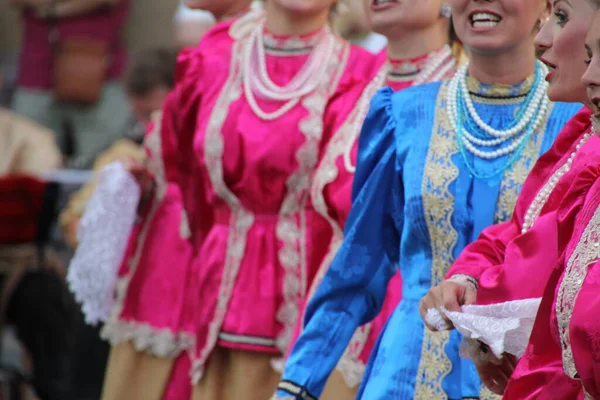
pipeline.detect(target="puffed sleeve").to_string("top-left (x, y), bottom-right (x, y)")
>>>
top-left (446, 108), bottom-right (592, 301)
top-left (155, 46), bottom-right (213, 247)
top-left (275, 88), bottom-right (402, 399)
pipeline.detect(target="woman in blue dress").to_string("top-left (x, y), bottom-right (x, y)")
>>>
top-left (273, 0), bottom-right (582, 399)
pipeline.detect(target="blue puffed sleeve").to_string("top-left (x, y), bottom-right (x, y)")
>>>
top-left (275, 88), bottom-right (403, 399)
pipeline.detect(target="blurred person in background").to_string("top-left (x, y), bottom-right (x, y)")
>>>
top-left (0, 70), bottom-right (61, 177)
top-left (333, 0), bottom-right (386, 53)
top-left (8, 0), bottom-right (130, 169)
top-left (0, 175), bottom-right (75, 400)
top-left (59, 47), bottom-right (178, 250)
top-left (0, 68), bottom-right (67, 400)
top-left (58, 47), bottom-right (179, 400)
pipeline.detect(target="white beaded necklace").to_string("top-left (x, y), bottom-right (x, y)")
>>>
top-left (413, 45), bottom-right (456, 86)
top-left (242, 21), bottom-right (335, 121)
top-left (458, 62), bottom-right (550, 138)
top-left (521, 131), bottom-right (592, 234)
top-left (448, 61), bottom-right (551, 160)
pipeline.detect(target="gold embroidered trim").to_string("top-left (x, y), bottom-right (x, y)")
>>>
top-left (494, 104), bottom-right (553, 224)
top-left (480, 384), bottom-right (502, 400)
top-left (556, 204), bottom-right (600, 378)
top-left (415, 82), bottom-right (458, 399)
top-left (415, 80), bottom-right (539, 398)
top-left (275, 37), bottom-right (350, 355)
top-left (466, 75), bottom-right (534, 98)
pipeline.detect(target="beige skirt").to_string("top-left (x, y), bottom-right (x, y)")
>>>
top-left (101, 341), bottom-right (357, 400)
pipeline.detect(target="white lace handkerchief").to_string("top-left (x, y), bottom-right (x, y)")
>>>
top-left (67, 162), bottom-right (141, 325)
top-left (425, 298), bottom-right (542, 359)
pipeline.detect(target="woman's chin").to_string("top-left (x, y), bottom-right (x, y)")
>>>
top-left (547, 84), bottom-right (588, 106)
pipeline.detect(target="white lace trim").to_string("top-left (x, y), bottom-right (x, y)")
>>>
top-left (425, 298), bottom-right (542, 359)
top-left (101, 320), bottom-right (195, 358)
top-left (67, 162), bottom-right (141, 325)
top-left (275, 38), bottom-right (349, 356)
top-left (556, 205), bottom-right (600, 378)
top-left (100, 111), bottom-right (171, 335)
top-left (191, 16), bottom-right (348, 382)
top-left (191, 29), bottom-right (254, 384)
top-left (297, 64), bottom-right (387, 388)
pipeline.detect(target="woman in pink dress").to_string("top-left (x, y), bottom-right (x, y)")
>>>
top-left (501, 9), bottom-right (600, 398)
top-left (419, 0), bottom-right (600, 395)
top-left (280, 1), bottom-right (458, 398)
top-left (108, 1), bottom-right (381, 400)
top-left (99, 2), bottom-right (257, 400)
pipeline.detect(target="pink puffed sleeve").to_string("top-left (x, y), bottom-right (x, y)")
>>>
top-left (446, 108), bottom-right (592, 303)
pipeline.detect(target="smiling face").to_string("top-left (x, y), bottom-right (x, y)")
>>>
top-left (535, 0), bottom-right (595, 104)
top-left (449, 0), bottom-right (546, 56)
top-left (370, 0), bottom-right (446, 35)
top-left (582, 11), bottom-right (600, 123)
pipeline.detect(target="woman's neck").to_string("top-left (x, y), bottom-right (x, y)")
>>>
top-left (264, 2), bottom-right (328, 36)
top-left (467, 40), bottom-right (537, 85)
top-left (385, 21), bottom-right (449, 61)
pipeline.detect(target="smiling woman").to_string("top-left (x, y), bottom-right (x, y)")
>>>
top-left (493, 7), bottom-right (600, 399)
top-left (419, 0), bottom-right (600, 397)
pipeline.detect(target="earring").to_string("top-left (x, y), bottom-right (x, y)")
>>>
top-left (534, 15), bottom-right (549, 32)
top-left (440, 3), bottom-right (452, 18)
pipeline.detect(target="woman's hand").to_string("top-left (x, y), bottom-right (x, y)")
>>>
top-left (419, 280), bottom-right (477, 330)
top-left (474, 348), bottom-right (518, 395)
top-left (123, 158), bottom-right (155, 214)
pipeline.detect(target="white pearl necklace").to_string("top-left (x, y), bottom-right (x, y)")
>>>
top-left (413, 45), bottom-right (456, 86)
top-left (521, 131), bottom-right (592, 234)
top-left (242, 21), bottom-right (335, 121)
top-left (459, 62), bottom-right (549, 138)
top-left (448, 61), bottom-right (551, 160)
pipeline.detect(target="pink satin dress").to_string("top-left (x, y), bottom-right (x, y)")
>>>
top-left (153, 12), bottom-right (381, 388)
top-left (504, 138), bottom-right (600, 399)
top-left (101, 113), bottom-right (195, 358)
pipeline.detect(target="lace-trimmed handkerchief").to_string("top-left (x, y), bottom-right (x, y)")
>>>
top-left (67, 162), bottom-right (140, 325)
top-left (425, 298), bottom-right (542, 359)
